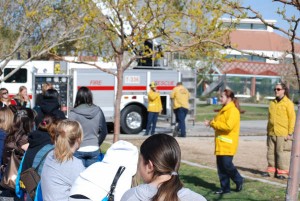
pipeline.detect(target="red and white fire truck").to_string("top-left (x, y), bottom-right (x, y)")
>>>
top-left (0, 60), bottom-right (196, 134)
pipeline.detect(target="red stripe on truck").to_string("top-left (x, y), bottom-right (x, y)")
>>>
top-left (80, 86), bottom-right (114, 90)
top-left (123, 86), bottom-right (147, 90)
top-left (157, 86), bottom-right (175, 90)
top-left (80, 85), bottom-right (175, 91)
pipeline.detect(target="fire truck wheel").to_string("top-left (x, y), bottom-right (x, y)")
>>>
top-left (121, 105), bottom-right (146, 134)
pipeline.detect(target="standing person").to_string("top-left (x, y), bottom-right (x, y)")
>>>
top-left (144, 82), bottom-right (162, 136)
top-left (69, 86), bottom-right (107, 167)
top-left (121, 134), bottom-right (207, 201)
top-left (14, 86), bottom-right (31, 108)
top-left (170, 82), bottom-right (190, 137)
top-left (204, 89), bottom-right (243, 194)
top-left (0, 88), bottom-right (17, 107)
top-left (41, 120), bottom-right (85, 201)
top-left (34, 88), bottom-right (66, 127)
top-left (35, 82), bottom-right (53, 107)
top-left (0, 107), bottom-right (14, 179)
top-left (262, 82), bottom-right (296, 179)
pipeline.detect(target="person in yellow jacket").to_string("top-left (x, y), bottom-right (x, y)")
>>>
top-left (144, 82), bottom-right (162, 136)
top-left (204, 89), bottom-right (243, 194)
top-left (262, 83), bottom-right (296, 179)
top-left (170, 82), bottom-right (190, 137)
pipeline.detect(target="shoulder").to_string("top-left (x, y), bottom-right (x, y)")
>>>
top-left (178, 188), bottom-right (207, 201)
top-left (121, 184), bottom-right (156, 201)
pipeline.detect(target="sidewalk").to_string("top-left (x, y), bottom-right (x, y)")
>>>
top-left (151, 120), bottom-right (267, 137)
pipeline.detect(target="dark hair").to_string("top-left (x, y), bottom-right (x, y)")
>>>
top-left (38, 115), bottom-right (55, 131)
top-left (140, 134), bottom-right (183, 201)
top-left (223, 89), bottom-right (240, 112)
top-left (38, 115), bottom-right (59, 143)
top-left (44, 89), bottom-right (60, 99)
top-left (6, 106), bottom-right (36, 143)
top-left (276, 82), bottom-right (289, 98)
top-left (74, 87), bottom-right (93, 107)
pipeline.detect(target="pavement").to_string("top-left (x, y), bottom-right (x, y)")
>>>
top-left (138, 120), bottom-right (268, 137)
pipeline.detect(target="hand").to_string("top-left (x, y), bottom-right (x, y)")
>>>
top-left (285, 134), bottom-right (293, 141)
top-left (204, 120), bottom-right (211, 127)
top-left (23, 95), bottom-right (30, 101)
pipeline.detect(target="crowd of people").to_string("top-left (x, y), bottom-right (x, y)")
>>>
top-left (0, 80), bottom-right (296, 200)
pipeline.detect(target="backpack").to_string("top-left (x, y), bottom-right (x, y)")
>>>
top-left (20, 145), bottom-right (54, 199)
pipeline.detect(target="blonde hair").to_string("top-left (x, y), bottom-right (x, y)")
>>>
top-left (15, 86), bottom-right (27, 104)
top-left (42, 82), bottom-right (53, 94)
top-left (0, 107), bottom-right (14, 133)
top-left (54, 120), bottom-right (83, 163)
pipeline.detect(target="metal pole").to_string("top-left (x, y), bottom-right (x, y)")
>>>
top-left (286, 105), bottom-right (300, 201)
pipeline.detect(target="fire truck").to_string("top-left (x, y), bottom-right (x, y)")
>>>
top-left (0, 60), bottom-right (196, 134)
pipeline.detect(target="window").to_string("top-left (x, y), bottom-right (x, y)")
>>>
top-left (252, 24), bottom-right (267, 30)
top-left (4, 68), bottom-right (27, 83)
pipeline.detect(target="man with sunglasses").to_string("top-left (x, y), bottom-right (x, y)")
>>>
top-left (262, 83), bottom-right (296, 179)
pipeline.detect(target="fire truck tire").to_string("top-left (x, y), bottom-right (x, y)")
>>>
top-left (121, 105), bottom-right (146, 134)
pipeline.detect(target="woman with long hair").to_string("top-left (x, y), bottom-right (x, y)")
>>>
top-left (69, 86), bottom-right (107, 167)
top-left (2, 106), bottom-right (36, 168)
top-left (14, 86), bottom-right (31, 108)
top-left (0, 107), bottom-right (14, 179)
top-left (0, 88), bottom-right (17, 107)
top-left (204, 89), bottom-right (244, 194)
top-left (41, 120), bottom-right (85, 201)
top-left (121, 134), bottom-right (206, 201)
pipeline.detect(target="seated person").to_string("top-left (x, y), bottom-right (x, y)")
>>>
top-left (121, 134), bottom-right (207, 201)
top-left (69, 140), bottom-right (138, 201)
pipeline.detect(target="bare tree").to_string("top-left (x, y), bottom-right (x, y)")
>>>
top-left (0, 0), bottom-right (90, 81)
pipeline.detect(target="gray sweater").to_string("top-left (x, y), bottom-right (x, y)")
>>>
top-left (69, 104), bottom-right (107, 148)
top-left (40, 151), bottom-right (85, 201)
top-left (121, 183), bottom-right (207, 201)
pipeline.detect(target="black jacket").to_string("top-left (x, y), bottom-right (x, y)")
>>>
top-left (21, 130), bottom-right (53, 172)
top-left (34, 98), bottom-right (66, 127)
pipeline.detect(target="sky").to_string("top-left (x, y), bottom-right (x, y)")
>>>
top-left (242, 0), bottom-right (300, 37)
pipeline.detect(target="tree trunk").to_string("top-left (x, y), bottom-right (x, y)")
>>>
top-left (286, 105), bottom-right (300, 201)
top-left (113, 54), bottom-right (124, 142)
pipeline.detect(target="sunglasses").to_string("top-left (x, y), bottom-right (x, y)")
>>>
top-left (274, 88), bottom-right (283, 92)
top-left (2, 92), bottom-right (8, 95)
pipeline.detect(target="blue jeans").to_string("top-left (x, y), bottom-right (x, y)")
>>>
top-left (174, 107), bottom-right (188, 137)
top-left (145, 112), bottom-right (159, 135)
top-left (74, 150), bottom-right (99, 167)
top-left (216, 156), bottom-right (243, 192)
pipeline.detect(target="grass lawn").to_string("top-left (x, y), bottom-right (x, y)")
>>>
top-left (196, 104), bottom-right (269, 121)
top-left (180, 163), bottom-right (285, 201)
top-left (100, 142), bottom-right (286, 201)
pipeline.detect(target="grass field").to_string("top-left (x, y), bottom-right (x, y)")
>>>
top-left (101, 142), bottom-right (287, 201)
top-left (196, 103), bottom-right (269, 121)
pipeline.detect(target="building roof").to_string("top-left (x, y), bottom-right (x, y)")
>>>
top-left (229, 30), bottom-right (300, 52)
top-left (218, 61), bottom-right (288, 76)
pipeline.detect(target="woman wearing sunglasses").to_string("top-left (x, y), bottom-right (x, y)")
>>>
top-left (0, 88), bottom-right (17, 107)
top-left (262, 82), bottom-right (296, 180)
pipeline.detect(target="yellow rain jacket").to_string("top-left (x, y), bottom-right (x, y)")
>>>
top-left (210, 101), bottom-right (240, 156)
top-left (267, 96), bottom-right (296, 136)
top-left (170, 85), bottom-right (190, 109)
top-left (147, 90), bottom-right (162, 113)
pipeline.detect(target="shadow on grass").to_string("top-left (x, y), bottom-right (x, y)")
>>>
top-left (236, 166), bottom-right (266, 176)
top-left (180, 175), bottom-right (276, 201)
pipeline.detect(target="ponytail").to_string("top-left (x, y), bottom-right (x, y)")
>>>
top-left (140, 134), bottom-right (183, 201)
top-left (152, 174), bottom-right (183, 201)
top-left (54, 120), bottom-right (83, 163)
top-left (224, 89), bottom-right (240, 112)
